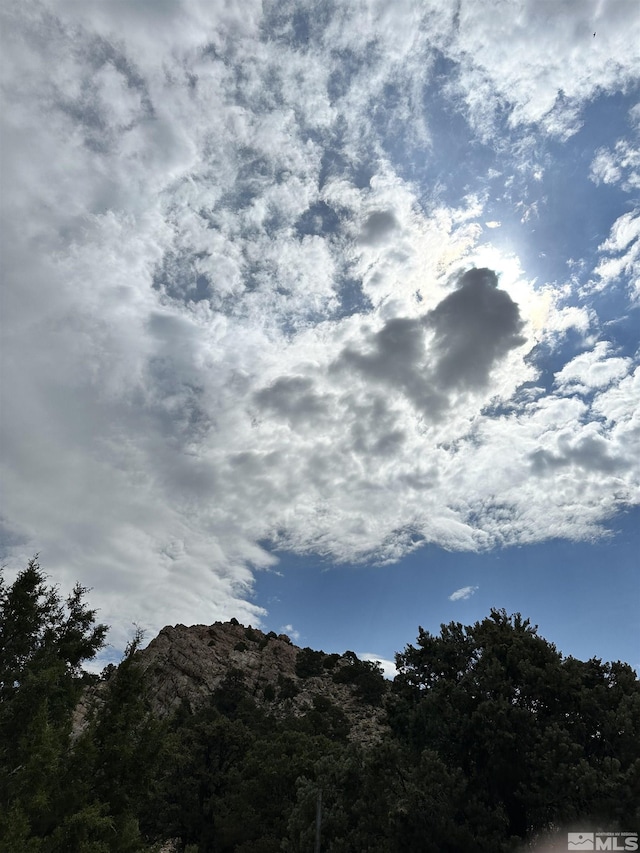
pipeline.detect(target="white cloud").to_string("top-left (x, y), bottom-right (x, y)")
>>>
top-left (449, 585), bottom-right (479, 602)
top-left (1, 0), bottom-right (639, 654)
top-left (590, 148), bottom-right (623, 187)
top-left (359, 653), bottom-right (397, 680)
top-left (593, 211), bottom-right (640, 300)
top-left (589, 132), bottom-right (640, 299)
top-left (591, 141), bottom-right (640, 192)
top-left (554, 342), bottom-right (632, 395)
top-left (448, 0), bottom-right (640, 140)
top-left (280, 624), bottom-right (301, 642)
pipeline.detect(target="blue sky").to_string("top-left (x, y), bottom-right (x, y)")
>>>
top-left (255, 504), bottom-right (640, 676)
top-left (1, 0), bottom-right (639, 674)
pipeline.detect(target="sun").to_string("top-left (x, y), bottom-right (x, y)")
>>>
top-left (467, 242), bottom-right (554, 339)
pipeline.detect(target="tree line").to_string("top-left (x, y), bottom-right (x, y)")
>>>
top-left (1, 557), bottom-right (638, 852)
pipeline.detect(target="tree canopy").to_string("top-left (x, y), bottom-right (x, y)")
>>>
top-left (391, 609), bottom-right (640, 845)
top-left (0, 558), bottom-right (160, 851)
top-left (2, 563), bottom-right (638, 852)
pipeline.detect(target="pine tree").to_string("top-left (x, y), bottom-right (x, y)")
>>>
top-left (0, 556), bottom-right (108, 848)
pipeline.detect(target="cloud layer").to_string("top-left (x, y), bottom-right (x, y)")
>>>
top-left (1, 0), bottom-right (639, 647)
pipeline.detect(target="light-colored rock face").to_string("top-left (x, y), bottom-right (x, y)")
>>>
top-left (134, 621), bottom-right (390, 745)
top-left (136, 621), bottom-right (298, 715)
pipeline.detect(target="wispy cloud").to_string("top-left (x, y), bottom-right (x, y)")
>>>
top-left (449, 585), bottom-right (479, 602)
top-left (280, 624), bottom-right (301, 643)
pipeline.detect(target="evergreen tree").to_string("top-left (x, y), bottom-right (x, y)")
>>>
top-left (72, 629), bottom-right (167, 851)
top-left (392, 609), bottom-right (640, 845)
top-left (0, 557), bottom-right (108, 848)
top-left (0, 558), bottom-right (164, 852)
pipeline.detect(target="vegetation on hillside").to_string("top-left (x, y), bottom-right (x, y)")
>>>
top-left (1, 558), bottom-right (638, 852)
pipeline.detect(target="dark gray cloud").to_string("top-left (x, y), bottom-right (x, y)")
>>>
top-left (345, 394), bottom-right (407, 458)
top-left (335, 317), bottom-right (448, 418)
top-left (254, 376), bottom-right (330, 426)
top-left (426, 268), bottom-right (526, 391)
top-left (334, 268), bottom-right (526, 417)
top-left (341, 317), bottom-right (424, 381)
top-left (530, 433), bottom-right (625, 477)
top-left (359, 210), bottom-right (398, 244)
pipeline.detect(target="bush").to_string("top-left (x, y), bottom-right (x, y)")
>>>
top-left (295, 648), bottom-right (326, 678)
top-left (333, 659), bottom-right (386, 705)
top-left (277, 676), bottom-right (299, 700)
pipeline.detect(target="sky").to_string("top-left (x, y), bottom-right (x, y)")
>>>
top-left (1, 0), bottom-right (639, 676)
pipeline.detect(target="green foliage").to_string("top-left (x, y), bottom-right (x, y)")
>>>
top-left (4, 565), bottom-right (638, 853)
top-left (282, 742), bottom-right (474, 853)
top-left (0, 558), bottom-right (162, 852)
top-left (262, 683), bottom-right (276, 702)
top-left (291, 694), bottom-right (351, 741)
top-left (210, 668), bottom-right (262, 723)
top-left (147, 692), bottom-right (343, 853)
top-left (391, 608), bottom-right (640, 843)
top-left (0, 557), bottom-right (110, 850)
top-left (0, 556), bottom-right (107, 703)
top-left (295, 647), bottom-right (326, 678)
top-left (277, 674), bottom-right (299, 700)
top-left (332, 657), bottom-right (387, 704)
top-left (294, 647), bottom-right (386, 702)
top-left (78, 629), bottom-right (167, 843)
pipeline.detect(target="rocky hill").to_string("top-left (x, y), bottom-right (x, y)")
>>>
top-left (132, 620), bottom-right (390, 745)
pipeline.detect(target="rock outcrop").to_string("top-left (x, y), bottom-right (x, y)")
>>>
top-left (134, 620), bottom-right (390, 745)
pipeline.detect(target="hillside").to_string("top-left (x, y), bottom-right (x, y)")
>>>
top-left (133, 620), bottom-right (390, 745)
